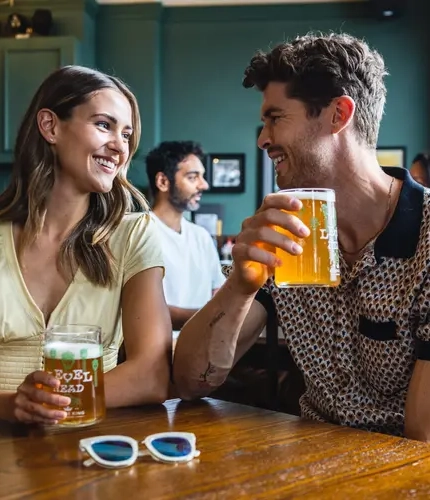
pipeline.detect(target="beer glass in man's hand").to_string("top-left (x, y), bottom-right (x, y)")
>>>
top-left (43, 325), bottom-right (106, 427)
top-left (274, 188), bottom-right (340, 287)
top-left (231, 189), bottom-right (339, 294)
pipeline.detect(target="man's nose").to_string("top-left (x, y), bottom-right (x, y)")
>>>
top-left (258, 127), bottom-right (272, 150)
top-left (200, 177), bottom-right (209, 191)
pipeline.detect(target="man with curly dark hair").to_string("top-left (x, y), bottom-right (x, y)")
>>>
top-left (174, 33), bottom-right (430, 441)
top-left (146, 141), bottom-right (225, 335)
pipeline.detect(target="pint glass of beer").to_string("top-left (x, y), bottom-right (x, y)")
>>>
top-left (43, 325), bottom-right (105, 427)
top-left (274, 188), bottom-right (340, 287)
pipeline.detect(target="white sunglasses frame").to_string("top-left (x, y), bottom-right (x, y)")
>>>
top-left (79, 432), bottom-right (200, 468)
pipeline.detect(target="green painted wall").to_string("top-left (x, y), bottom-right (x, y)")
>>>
top-left (97, 0), bottom-right (430, 235)
top-left (96, 4), bottom-right (162, 189)
top-left (161, 1), bottom-right (430, 234)
top-left (0, 0), bottom-right (97, 190)
top-left (1, 1), bottom-right (428, 235)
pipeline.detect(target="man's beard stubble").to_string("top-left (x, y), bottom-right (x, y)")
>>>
top-left (168, 184), bottom-right (201, 213)
top-left (276, 130), bottom-right (329, 190)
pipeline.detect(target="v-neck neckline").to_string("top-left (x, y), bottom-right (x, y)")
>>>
top-left (152, 213), bottom-right (185, 237)
top-left (6, 223), bottom-right (79, 329)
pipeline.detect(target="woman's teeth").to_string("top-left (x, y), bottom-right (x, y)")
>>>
top-left (94, 157), bottom-right (115, 170)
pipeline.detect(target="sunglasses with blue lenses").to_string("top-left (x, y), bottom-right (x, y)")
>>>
top-left (79, 432), bottom-right (200, 468)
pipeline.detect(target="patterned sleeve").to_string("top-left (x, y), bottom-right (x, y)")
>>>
top-left (123, 213), bottom-right (164, 285)
top-left (221, 263), bottom-right (233, 278)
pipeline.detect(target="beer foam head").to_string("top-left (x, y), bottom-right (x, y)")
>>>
top-left (280, 189), bottom-right (335, 203)
top-left (44, 342), bottom-right (102, 360)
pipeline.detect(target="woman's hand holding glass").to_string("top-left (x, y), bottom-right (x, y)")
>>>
top-left (11, 370), bottom-right (70, 425)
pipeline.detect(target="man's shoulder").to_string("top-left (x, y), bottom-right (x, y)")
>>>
top-left (149, 212), bottom-right (176, 239)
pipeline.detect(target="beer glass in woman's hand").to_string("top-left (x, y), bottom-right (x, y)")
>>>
top-left (43, 325), bottom-right (106, 427)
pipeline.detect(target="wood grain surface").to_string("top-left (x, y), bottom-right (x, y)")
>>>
top-left (1, 398), bottom-right (430, 499)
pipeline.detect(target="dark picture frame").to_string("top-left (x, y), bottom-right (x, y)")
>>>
top-left (256, 126), bottom-right (278, 208)
top-left (192, 203), bottom-right (225, 236)
top-left (207, 153), bottom-right (245, 193)
top-left (376, 146), bottom-right (406, 169)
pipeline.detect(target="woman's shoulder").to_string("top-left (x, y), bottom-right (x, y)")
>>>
top-left (0, 221), bottom-right (11, 243)
top-left (115, 211), bottom-right (150, 233)
top-left (110, 211), bottom-right (155, 247)
top-left (110, 211), bottom-right (163, 273)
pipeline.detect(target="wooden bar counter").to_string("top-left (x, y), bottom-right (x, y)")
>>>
top-left (1, 398), bottom-right (430, 499)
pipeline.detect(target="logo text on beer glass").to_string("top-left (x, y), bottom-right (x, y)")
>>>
top-left (47, 346), bottom-right (102, 394)
top-left (51, 368), bottom-right (94, 393)
top-left (321, 201), bottom-right (340, 281)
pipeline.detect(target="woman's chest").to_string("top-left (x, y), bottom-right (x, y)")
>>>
top-left (0, 261), bottom-right (122, 344)
top-left (20, 246), bottom-right (71, 324)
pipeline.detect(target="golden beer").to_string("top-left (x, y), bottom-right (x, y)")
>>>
top-left (44, 325), bottom-right (106, 427)
top-left (274, 189), bottom-right (340, 287)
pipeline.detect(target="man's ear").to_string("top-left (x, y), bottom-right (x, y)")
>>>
top-left (37, 108), bottom-right (60, 144)
top-left (330, 95), bottom-right (355, 135)
top-left (155, 172), bottom-right (170, 193)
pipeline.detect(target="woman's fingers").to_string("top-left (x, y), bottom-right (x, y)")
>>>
top-left (13, 370), bottom-right (71, 424)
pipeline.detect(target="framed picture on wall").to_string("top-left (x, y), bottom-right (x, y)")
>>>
top-left (192, 203), bottom-right (225, 236)
top-left (207, 153), bottom-right (245, 193)
top-left (256, 126), bottom-right (278, 208)
top-left (376, 146), bottom-right (406, 169)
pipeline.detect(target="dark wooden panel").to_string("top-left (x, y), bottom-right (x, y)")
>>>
top-left (3, 48), bottom-right (61, 152)
top-left (0, 37), bottom-right (78, 159)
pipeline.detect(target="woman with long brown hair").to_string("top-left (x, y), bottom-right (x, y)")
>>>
top-left (0, 65), bottom-right (171, 424)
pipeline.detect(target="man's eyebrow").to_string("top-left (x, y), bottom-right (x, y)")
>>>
top-left (185, 170), bottom-right (204, 176)
top-left (91, 113), bottom-right (133, 131)
top-left (261, 106), bottom-right (284, 121)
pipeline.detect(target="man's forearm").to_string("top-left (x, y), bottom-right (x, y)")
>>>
top-left (168, 306), bottom-right (199, 331)
top-left (173, 276), bottom-right (260, 400)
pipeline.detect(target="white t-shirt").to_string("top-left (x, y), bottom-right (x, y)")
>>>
top-left (152, 214), bottom-right (225, 313)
